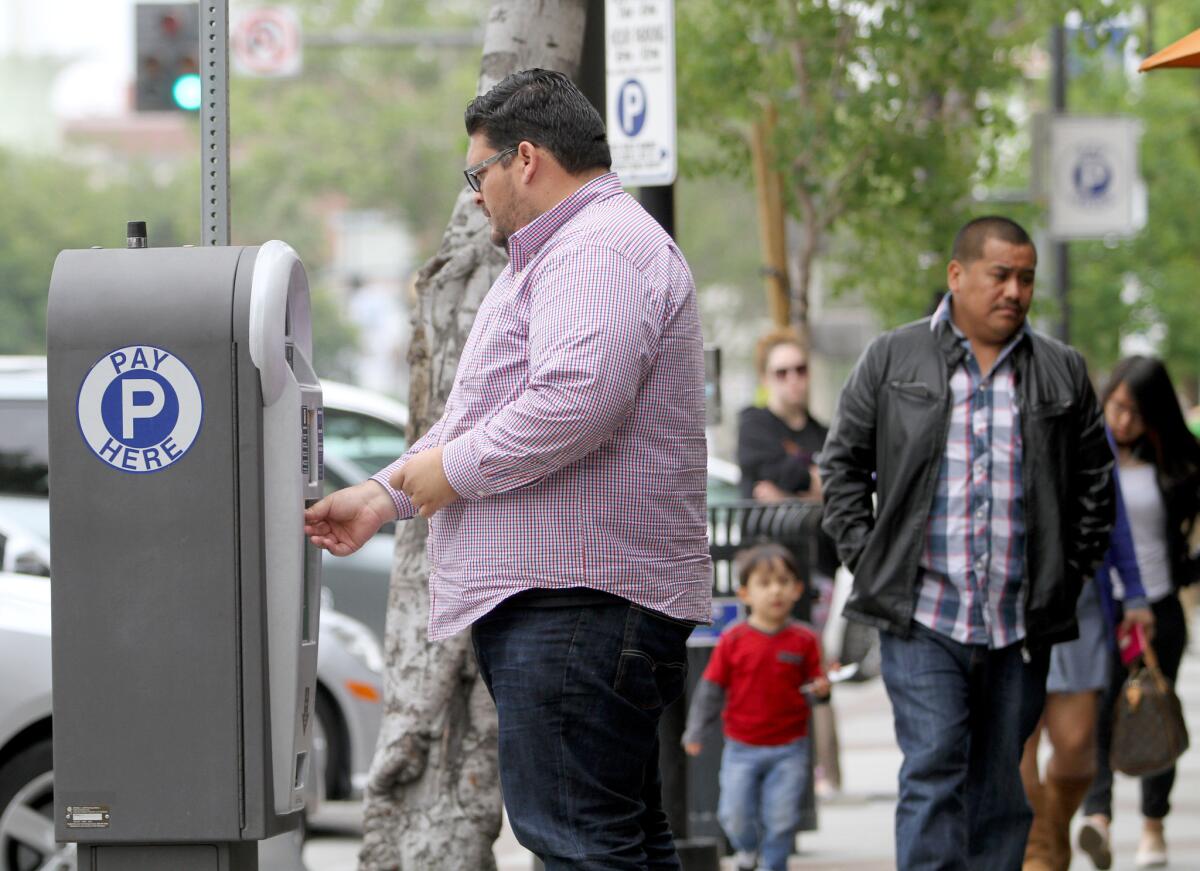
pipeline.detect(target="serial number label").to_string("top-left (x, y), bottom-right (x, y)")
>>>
top-left (65, 804), bottom-right (111, 828)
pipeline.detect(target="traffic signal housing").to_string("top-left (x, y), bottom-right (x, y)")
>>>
top-left (135, 3), bottom-right (201, 112)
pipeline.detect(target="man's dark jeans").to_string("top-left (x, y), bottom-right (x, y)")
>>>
top-left (471, 595), bottom-right (694, 870)
top-left (880, 622), bottom-right (1050, 871)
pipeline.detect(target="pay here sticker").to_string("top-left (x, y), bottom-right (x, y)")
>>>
top-left (77, 345), bottom-right (204, 474)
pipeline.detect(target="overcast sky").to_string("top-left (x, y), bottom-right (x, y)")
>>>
top-left (2, 0), bottom-right (139, 117)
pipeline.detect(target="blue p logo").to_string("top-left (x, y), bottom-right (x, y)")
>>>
top-left (100, 370), bottom-right (180, 449)
top-left (617, 79), bottom-right (647, 137)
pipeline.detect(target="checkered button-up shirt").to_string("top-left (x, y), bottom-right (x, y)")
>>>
top-left (373, 172), bottom-right (712, 640)
top-left (913, 295), bottom-right (1029, 649)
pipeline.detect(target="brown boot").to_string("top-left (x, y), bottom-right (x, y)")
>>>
top-left (1041, 774), bottom-right (1093, 871)
top-left (1023, 778), bottom-right (1055, 871)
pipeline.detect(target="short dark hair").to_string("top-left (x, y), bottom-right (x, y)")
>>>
top-left (464, 69), bottom-right (611, 175)
top-left (951, 216), bottom-right (1035, 265)
top-left (734, 543), bottom-right (804, 589)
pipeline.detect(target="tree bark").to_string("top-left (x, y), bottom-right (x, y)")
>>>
top-left (358, 2), bottom-right (588, 869)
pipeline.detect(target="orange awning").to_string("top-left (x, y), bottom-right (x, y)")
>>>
top-left (1140, 27), bottom-right (1200, 71)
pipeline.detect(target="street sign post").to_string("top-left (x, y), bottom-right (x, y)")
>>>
top-left (604, 0), bottom-right (676, 188)
top-left (1048, 115), bottom-right (1145, 240)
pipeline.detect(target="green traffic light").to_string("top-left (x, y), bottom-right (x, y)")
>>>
top-left (172, 73), bottom-right (202, 111)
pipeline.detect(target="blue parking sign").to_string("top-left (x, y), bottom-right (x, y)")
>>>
top-left (77, 345), bottom-right (204, 473)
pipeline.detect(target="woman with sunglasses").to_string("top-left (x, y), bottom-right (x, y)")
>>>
top-left (1077, 355), bottom-right (1200, 870)
top-left (736, 328), bottom-right (826, 503)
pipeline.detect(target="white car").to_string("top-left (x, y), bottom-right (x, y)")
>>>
top-left (0, 571), bottom-right (58, 871)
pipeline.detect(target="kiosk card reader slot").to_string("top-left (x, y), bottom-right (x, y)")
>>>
top-left (47, 240), bottom-right (322, 870)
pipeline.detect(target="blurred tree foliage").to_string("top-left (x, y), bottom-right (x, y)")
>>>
top-left (0, 0), bottom-right (487, 374)
top-left (1065, 3), bottom-right (1200, 392)
top-left (0, 149), bottom-right (199, 353)
top-left (676, 0), bottom-right (1125, 330)
top-left (229, 0), bottom-right (484, 258)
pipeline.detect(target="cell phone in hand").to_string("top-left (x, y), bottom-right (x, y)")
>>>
top-left (1117, 622), bottom-right (1146, 667)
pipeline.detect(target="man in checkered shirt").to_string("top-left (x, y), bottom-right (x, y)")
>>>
top-left (306, 70), bottom-right (711, 869)
top-left (819, 217), bottom-right (1115, 870)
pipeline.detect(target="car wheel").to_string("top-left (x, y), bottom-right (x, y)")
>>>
top-left (0, 739), bottom-right (75, 871)
top-left (314, 690), bottom-right (348, 802)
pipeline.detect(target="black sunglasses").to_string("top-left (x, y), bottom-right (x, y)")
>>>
top-left (770, 364), bottom-right (808, 379)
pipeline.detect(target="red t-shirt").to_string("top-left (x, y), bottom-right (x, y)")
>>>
top-left (702, 621), bottom-right (824, 745)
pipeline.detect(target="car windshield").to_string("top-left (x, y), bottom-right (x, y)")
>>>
top-left (0, 400), bottom-right (50, 496)
top-left (323, 408), bottom-right (408, 476)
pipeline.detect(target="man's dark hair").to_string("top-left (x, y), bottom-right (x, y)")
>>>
top-left (464, 69), bottom-right (611, 175)
top-left (951, 216), bottom-right (1035, 265)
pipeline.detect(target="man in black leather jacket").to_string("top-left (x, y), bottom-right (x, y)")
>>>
top-left (819, 216), bottom-right (1114, 871)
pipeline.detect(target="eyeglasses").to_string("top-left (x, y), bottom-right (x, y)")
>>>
top-left (770, 364), bottom-right (808, 380)
top-left (464, 146), bottom-right (518, 192)
top-left (1105, 396), bottom-right (1143, 423)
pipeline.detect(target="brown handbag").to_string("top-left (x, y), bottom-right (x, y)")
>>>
top-left (1110, 640), bottom-right (1190, 778)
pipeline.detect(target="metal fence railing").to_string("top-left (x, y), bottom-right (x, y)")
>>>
top-left (707, 498), bottom-right (825, 597)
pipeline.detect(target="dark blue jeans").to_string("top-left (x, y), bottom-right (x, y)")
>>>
top-left (880, 622), bottom-right (1049, 871)
top-left (471, 596), bottom-right (694, 870)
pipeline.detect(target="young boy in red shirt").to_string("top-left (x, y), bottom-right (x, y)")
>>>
top-left (683, 543), bottom-right (830, 871)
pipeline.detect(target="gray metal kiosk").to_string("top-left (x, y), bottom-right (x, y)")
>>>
top-left (46, 240), bottom-right (323, 870)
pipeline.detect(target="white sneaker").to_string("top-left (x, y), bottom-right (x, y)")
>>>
top-left (1135, 829), bottom-right (1168, 868)
top-left (733, 850), bottom-right (758, 871)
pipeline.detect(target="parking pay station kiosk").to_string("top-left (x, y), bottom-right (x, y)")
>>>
top-left (46, 240), bottom-right (323, 870)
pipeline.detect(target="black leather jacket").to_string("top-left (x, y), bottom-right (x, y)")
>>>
top-left (819, 317), bottom-right (1115, 646)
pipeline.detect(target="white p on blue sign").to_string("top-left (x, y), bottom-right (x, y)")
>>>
top-left (617, 79), bottom-right (648, 137)
top-left (77, 346), bottom-right (204, 473)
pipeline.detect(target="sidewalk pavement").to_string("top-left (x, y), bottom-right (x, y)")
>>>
top-left (787, 641), bottom-right (1200, 871)
top-left (305, 641), bottom-right (1200, 871)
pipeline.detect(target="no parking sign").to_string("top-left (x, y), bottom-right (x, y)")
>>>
top-left (231, 6), bottom-right (303, 78)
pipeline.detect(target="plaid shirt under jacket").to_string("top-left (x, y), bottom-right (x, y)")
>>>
top-left (373, 173), bottom-right (712, 641)
top-left (913, 295), bottom-right (1030, 649)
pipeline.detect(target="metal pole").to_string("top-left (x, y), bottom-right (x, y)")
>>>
top-left (577, 0), bottom-right (606, 119)
top-left (1052, 23), bottom-right (1069, 343)
top-left (201, 1), bottom-right (231, 247)
top-left (637, 185), bottom-right (675, 238)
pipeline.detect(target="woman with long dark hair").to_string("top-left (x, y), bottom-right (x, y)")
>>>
top-left (1078, 356), bottom-right (1200, 869)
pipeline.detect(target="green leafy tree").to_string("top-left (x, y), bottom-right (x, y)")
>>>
top-left (1065, 5), bottom-right (1200, 392)
top-left (675, 0), bottom-right (1122, 331)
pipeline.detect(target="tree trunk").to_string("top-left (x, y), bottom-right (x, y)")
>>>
top-left (358, 2), bottom-right (588, 868)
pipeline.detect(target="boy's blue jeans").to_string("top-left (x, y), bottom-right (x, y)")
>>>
top-left (880, 621), bottom-right (1049, 871)
top-left (717, 737), bottom-right (810, 871)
